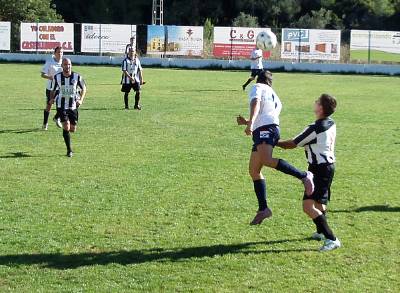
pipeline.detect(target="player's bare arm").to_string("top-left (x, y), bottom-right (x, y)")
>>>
top-left (276, 139), bottom-right (297, 149)
top-left (123, 70), bottom-right (135, 83)
top-left (245, 98), bottom-right (260, 136)
top-left (41, 72), bottom-right (53, 80)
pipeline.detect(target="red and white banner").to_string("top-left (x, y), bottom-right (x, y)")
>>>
top-left (213, 27), bottom-right (271, 58)
top-left (20, 23), bottom-right (74, 52)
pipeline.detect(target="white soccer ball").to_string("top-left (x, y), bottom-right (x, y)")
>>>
top-left (256, 30), bottom-right (277, 51)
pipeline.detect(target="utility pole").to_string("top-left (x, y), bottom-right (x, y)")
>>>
top-left (152, 0), bottom-right (164, 25)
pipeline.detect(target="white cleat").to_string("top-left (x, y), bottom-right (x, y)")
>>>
top-left (42, 124), bottom-right (48, 131)
top-left (320, 238), bottom-right (341, 252)
top-left (312, 232), bottom-right (325, 241)
top-left (53, 117), bottom-right (62, 128)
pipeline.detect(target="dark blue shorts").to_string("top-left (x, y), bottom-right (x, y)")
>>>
top-left (252, 124), bottom-right (280, 152)
top-left (251, 69), bottom-right (263, 78)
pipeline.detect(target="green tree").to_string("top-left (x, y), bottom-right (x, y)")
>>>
top-left (232, 12), bottom-right (259, 27)
top-left (293, 8), bottom-right (343, 29)
top-left (203, 18), bottom-right (214, 57)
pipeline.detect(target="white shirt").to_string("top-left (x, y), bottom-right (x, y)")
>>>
top-left (121, 56), bottom-right (143, 84)
top-left (41, 57), bottom-right (62, 90)
top-left (249, 83), bottom-right (282, 130)
top-left (293, 118), bottom-right (336, 165)
top-left (250, 48), bottom-right (263, 70)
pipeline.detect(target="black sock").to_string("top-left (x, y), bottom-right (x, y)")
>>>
top-left (53, 111), bottom-right (60, 120)
top-left (134, 92), bottom-right (140, 107)
top-left (276, 159), bottom-right (306, 180)
top-left (243, 79), bottom-right (252, 88)
top-left (63, 130), bottom-right (72, 152)
top-left (124, 93), bottom-right (129, 108)
top-left (313, 214), bottom-right (336, 241)
top-left (315, 210), bottom-right (326, 233)
top-left (43, 110), bottom-right (50, 125)
top-left (253, 179), bottom-right (267, 211)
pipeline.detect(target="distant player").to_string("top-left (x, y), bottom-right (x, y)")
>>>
top-left (125, 36), bottom-right (136, 55)
top-left (121, 49), bottom-right (145, 110)
top-left (237, 70), bottom-right (314, 225)
top-left (41, 46), bottom-right (63, 130)
top-left (277, 94), bottom-right (340, 252)
top-left (242, 45), bottom-right (263, 91)
top-left (48, 58), bottom-right (87, 157)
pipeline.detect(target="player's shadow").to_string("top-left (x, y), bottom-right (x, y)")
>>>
top-left (0, 128), bottom-right (41, 134)
top-left (330, 205), bottom-right (400, 213)
top-left (0, 152), bottom-right (33, 159)
top-left (0, 238), bottom-right (314, 270)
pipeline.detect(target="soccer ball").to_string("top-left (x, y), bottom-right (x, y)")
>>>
top-left (256, 31), bottom-right (277, 51)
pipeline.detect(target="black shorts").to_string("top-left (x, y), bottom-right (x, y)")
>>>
top-left (121, 82), bottom-right (140, 93)
top-left (46, 89), bottom-right (59, 104)
top-left (251, 69), bottom-right (263, 78)
top-left (252, 124), bottom-right (280, 152)
top-left (57, 109), bottom-right (79, 125)
top-left (303, 163), bottom-right (335, 204)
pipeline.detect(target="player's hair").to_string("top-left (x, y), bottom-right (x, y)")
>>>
top-left (54, 46), bottom-right (62, 53)
top-left (318, 94), bottom-right (337, 116)
top-left (256, 70), bottom-right (273, 86)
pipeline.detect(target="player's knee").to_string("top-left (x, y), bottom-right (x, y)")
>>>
top-left (263, 157), bottom-right (275, 167)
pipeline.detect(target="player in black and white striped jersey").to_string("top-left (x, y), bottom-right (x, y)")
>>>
top-left (277, 94), bottom-right (340, 252)
top-left (121, 49), bottom-right (145, 110)
top-left (48, 58), bottom-right (87, 157)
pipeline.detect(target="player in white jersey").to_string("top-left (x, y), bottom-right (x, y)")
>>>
top-left (41, 46), bottom-right (63, 130)
top-left (242, 45), bottom-right (264, 90)
top-left (125, 36), bottom-right (135, 55)
top-left (237, 71), bottom-right (314, 225)
top-left (121, 49), bottom-right (145, 110)
top-left (277, 94), bottom-right (340, 252)
top-left (48, 58), bottom-right (87, 157)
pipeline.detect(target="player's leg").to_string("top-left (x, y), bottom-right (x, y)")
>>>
top-left (59, 110), bottom-right (73, 157)
top-left (242, 70), bottom-right (257, 90)
top-left (133, 83), bottom-right (141, 110)
top-left (248, 149), bottom-right (272, 225)
top-left (52, 90), bottom-right (62, 128)
top-left (43, 90), bottom-right (51, 130)
top-left (303, 199), bottom-right (340, 251)
top-left (121, 84), bottom-right (131, 109)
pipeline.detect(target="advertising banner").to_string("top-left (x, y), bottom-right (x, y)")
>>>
top-left (81, 24), bottom-right (136, 54)
top-left (147, 25), bottom-right (166, 54)
top-left (166, 26), bottom-right (203, 56)
top-left (20, 22), bottom-right (74, 52)
top-left (281, 28), bottom-right (341, 60)
top-left (0, 22), bottom-right (11, 51)
top-left (213, 27), bottom-right (272, 58)
top-left (350, 30), bottom-right (400, 62)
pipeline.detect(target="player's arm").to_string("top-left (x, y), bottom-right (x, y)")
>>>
top-left (41, 62), bottom-right (53, 80)
top-left (48, 78), bottom-right (59, 105)
top-left (276, 140), bottom-right (297, 149)
top-left (245, 98), bottom-right (260, 135)
top-left (77, 77), bottom-right (87, 106)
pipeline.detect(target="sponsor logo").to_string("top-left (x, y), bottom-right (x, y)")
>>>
top-left (283, 29), bottom-right (309, 42)
top-left (260, 131), bottom-right (270, 138)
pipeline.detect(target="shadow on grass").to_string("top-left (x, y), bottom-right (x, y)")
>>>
top-left (0, 152), bottom-right (33, 158)
top-left (172, 89), bottom-right (240, 93)
top-left (0, 128), bottom-right (41, 134)
top-left (0, 238), bottom-right (315, 269)
top-left (330, 205), bottom-right (400, 213)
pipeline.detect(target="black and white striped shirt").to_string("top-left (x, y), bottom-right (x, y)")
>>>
top-left (293, 118), bottom-right (336, 165)
top-left (52, 72), bottom-right (86, 110)
top-left (121, 57), bottom-right (142, 84)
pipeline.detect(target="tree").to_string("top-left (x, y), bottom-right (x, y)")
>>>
top-left (293, 8), bottom-right (343, 29)
top-left (232, 12), bottom-right (259, 27)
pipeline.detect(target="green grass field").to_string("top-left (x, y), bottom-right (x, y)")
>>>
top-left (350, 49), bottom-right (400, 63)
top-left (0, 64), bottom-right (399, 292)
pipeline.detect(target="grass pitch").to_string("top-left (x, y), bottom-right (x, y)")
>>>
top-left (0, 64), bottom-right (399, 292)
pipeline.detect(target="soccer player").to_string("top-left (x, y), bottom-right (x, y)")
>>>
top-left (41, 46), bottom-right (63, 130)
top-left (121, 49), bottom-right (144, 110)
top-left (242, 45), bottom-right (263, 91)
top-left (277, 94), bottom-right (340, 252)
top-left (125, 36), bottom-right (135, 55)
top-left (48, 58), bottom-right (87, 157)
top-left (237, 70), bottom-right (314, 225)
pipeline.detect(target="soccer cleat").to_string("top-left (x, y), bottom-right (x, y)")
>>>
top-left (320, 238), bottom-right (341, 252)
top-left (302, 171), bottom-right (315, 196)
top-left (42, 124), bottom-right (48, 131)
top-left (134, 105), bottom-right (142, 110)
top-left (67, 151), bottom-right (73, 158)
top-left (312, 232), bottom-right (325, 241)
top-left (53, 117), bottom-right (62, 128)
top-left (125, 107), bottom-right (130, 110)
top-left (250, 208), bottom-right (272, 225)
top-left (242, 85), bottom-right (246, 91)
